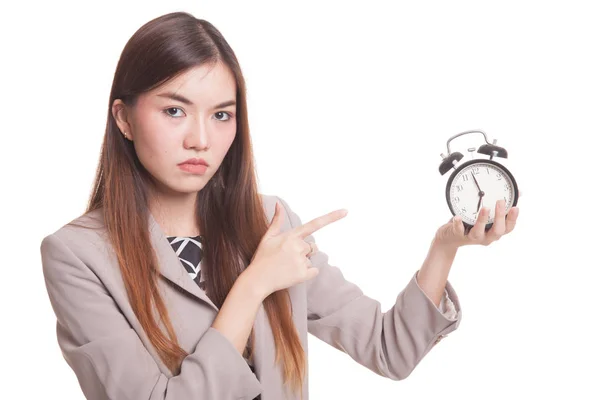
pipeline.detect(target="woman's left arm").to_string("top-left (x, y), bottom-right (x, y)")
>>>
top-left (276, 196), bottom-right (462, 381)
top-left (416, 240), bottom-right (458, 319)
top-left (276, 194), bottom-right (519, 381)
top-left (418, 198), bottom-right (521, 308)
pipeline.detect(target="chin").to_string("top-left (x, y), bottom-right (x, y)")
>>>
top-left (176, 182), bottom-right (209, 194)
top-left (153, 177), bottom-right (208, 196)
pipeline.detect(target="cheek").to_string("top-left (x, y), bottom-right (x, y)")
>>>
top-left (217, 127), bottom-right (237, 156)
top-left (208, 129), bottom-right (237, 171)
top-left (133, 115), bottom-right (177, 170)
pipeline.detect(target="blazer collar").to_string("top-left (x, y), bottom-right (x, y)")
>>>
top-left (147, 212), bottom-right (219, 313)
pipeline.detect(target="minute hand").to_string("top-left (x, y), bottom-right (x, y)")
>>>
top-left (471, 171), bottom-right (484, 212)
top-left (471, 171), bottom-right (482, 192)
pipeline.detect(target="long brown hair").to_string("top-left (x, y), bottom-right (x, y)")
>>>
top-left (70, 11), bottom-right (305, 397)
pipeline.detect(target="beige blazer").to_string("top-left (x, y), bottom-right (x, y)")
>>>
top-left (40, 193), bottom-right (462, 400)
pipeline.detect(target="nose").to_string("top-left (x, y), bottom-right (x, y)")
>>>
top-left (184, 119), bottom-right (210, 150)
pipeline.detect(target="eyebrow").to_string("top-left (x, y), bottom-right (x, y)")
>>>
top-left (156, 92), bottom-right (236, 109)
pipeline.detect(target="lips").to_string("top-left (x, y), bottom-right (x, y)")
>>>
top-left (178, 158), bottom-right (208, 166)
top-left (178, 163), bottom-right (208, 174)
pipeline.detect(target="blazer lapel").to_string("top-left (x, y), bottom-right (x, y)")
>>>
top-left (147, 212), bottom-right (219, 313)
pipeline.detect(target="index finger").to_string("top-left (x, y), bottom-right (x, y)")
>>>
top-left (292, 209), bottom-right (348, 238)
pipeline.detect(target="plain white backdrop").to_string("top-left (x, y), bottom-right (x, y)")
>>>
top-left (2, 0), bottom-right (599, 398)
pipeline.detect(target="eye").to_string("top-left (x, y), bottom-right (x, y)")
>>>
top-left (164, 107), bottom-right (185, 118)
top-left (214, 111), bottom-right (233, 122)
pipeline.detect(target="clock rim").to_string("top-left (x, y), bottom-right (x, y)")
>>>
top-left (444, 158), bottom-right (519, 231)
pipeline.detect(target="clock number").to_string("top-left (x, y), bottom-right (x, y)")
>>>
top-left (504, 183), bottom-right (509, 190)
top-left (454, 196), bottom-right (460, 203)
top-left (496, 172), bottom-right (502, 181)
top-left (462, 174), bottom-right (469, 182)
top-left (456, 185), bottom-right (464, 192)
top-left (487, 168), bottom-right (490, 174)
top-left (472, 167), bottom-right (480, 174)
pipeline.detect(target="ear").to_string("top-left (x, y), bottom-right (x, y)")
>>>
top-left (112, 99), bottom-right (134, 141)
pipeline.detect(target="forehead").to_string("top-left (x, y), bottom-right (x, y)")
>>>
top-left (148, 62), bottom-right (236, 105)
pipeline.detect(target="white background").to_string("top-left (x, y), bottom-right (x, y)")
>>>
top-left (2, 1), bottom-right (599, 399)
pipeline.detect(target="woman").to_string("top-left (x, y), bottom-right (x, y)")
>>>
top-left (40, 11), bottom-right (520, 400)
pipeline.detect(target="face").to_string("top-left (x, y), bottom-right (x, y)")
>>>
top-left (112, 61), bottom-right (237, 198)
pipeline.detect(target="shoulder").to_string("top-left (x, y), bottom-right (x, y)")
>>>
top-left (40, 208), bottom-right (110, 265)
top-left (259, 193), bottom-right (278, 215)
top-left (259, 192), bottom-right (298, 228)
top-left (259, 192), bottom-right (292, 214)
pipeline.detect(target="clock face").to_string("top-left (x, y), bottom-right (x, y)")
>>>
top-left (447, 161), bottom-right (517, 226)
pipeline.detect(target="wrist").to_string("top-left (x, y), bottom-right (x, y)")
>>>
top-left (431, 237), bottom-right (459, 258)
top-left (238, 267), bottom-right (270, 303)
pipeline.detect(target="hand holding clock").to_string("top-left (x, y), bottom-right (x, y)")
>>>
top-left (434, 194), bottom-right (520, 250)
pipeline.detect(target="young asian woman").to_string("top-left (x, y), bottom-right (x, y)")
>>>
top-left (40, 11), bottom-right (520, 400)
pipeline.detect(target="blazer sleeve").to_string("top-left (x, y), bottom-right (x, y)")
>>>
top-left (437, 288), bottom-right (459, 321)
top-left (40, 233), bottom-right (262, 400)
top-left (276, 196), bottom-right (463, 381)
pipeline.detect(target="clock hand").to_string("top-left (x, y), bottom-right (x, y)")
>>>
top-left (471, 170), bottom-right (485, 213)
top-left (471, 171), bottom-right (482, 193)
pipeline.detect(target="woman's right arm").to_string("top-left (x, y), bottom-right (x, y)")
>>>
top-left (40, 233), bottom-right (263, 400)
top-left (211, 270), bottom-right (267, 356)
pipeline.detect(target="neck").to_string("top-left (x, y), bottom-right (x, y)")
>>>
top-left (149, 190), bottom-right (201, 237)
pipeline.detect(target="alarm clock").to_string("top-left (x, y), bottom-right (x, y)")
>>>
top-left (438, 130), bottom-right (519, 233)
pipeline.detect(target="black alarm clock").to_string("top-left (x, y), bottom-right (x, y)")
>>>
top-left (438, 130), bottom-right (519, 233)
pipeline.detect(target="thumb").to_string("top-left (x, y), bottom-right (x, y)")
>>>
top-left (452, 215), bottom-right (465, 236)
top-left (266, 201), bottom-right (285, 236)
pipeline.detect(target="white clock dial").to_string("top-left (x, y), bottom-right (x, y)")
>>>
top-left (448, 162), bottom-right (515, 225)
